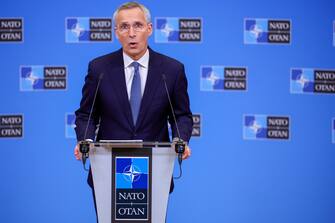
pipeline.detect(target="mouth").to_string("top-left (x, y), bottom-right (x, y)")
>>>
top-left (129, 42), bottom-right (138, 48)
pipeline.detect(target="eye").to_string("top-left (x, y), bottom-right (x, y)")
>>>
top-left (133, 22), bottom-right (144, 29)
top-left (119, 23), bottom-right (130, 31)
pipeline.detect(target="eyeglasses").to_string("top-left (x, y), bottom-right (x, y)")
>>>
top-left (116, 22), bottom-right (147, 33)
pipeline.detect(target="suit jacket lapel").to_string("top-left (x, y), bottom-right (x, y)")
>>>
top-left (109, 49), bottom-right (134, 128)
top-left (136, 49), bottom-right (162, 130)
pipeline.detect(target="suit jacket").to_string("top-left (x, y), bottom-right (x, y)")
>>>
top-left (75, 47), bottom-right (193, 143)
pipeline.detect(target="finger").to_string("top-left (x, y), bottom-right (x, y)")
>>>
top-left (75, 153), bottom-right (81, 160)
top-left (182, 148), bottom-right (191, 160)
top-left (74, 145), bottom-right (82, 160)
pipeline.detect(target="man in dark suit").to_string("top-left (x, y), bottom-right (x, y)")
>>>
top-left (73, 1), bottom-right (193, 216)
top-left (74, 1), bottom-right (192, 160)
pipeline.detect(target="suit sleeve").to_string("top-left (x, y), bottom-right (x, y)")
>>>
top-left (74, 62), bottom-right (101, 141)
top-left (169, 64), bottom-right (193, 142)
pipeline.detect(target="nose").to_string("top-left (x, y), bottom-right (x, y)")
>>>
top-left (128, 26), bottom-right (136, 38)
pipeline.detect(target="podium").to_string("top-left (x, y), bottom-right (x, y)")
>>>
top-left (88, 141), bottom-right (176, 223)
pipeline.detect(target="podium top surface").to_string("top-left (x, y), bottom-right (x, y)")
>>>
top-left (83, 140), bottom-right (172, 148)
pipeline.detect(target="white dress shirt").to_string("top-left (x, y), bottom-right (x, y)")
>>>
top-left (123, 49), bottom-right (149, 100)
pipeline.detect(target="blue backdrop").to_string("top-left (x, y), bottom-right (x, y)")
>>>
top-left (1, 0), bottom-right (335, 222)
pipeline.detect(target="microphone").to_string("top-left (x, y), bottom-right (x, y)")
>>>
top-left (161, 74), bottom-right (186, 178)
top-left (79, 140), bottom-right (90, 171)
top-left (79, 72), bottom-right (104, 170)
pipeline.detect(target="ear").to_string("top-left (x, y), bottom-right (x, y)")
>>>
top-left (114, 27), bottom-right (120, 40)
top-left (147, 23), bottom-right (153, 36)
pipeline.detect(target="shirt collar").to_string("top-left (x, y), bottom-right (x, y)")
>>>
top-left (123, 49), bottom-right (149, 68)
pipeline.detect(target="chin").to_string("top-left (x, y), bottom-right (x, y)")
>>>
top-left (128, 51), bottom-right (139, 57)
top-left (128, 50), bottom-right (144, 59)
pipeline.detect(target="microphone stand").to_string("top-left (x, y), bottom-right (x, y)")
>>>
top-left (79, 73), bottom-right (104, 171)
top-left (162, 74), bottom-right (186, 179)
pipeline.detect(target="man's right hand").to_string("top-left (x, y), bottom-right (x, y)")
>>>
top-left (74, 144), bottom-right (82, 160)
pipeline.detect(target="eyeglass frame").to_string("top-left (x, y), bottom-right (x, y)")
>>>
top-left (115, 21), bottom-right (152, 34)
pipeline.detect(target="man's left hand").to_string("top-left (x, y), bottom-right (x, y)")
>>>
top-left (182, 145), bottom-right (191, 160)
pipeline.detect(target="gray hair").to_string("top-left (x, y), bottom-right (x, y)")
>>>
top-left (113, 2), bottom-right (151, 25)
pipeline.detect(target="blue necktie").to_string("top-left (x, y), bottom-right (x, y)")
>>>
top-left (130, 62), bottom-right (141, 125)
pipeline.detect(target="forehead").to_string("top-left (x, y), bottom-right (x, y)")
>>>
top-left (116, 7), bottom-right (146, 24)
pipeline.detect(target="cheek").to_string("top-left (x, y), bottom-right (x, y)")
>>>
top-left (118, 37), bottom-right (127, 45)
top-left (115, 31), bottom-right (120, 40)
top-left (140, 33), bottom-right (149, 42)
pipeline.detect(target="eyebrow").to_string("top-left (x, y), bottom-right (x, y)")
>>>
top-left (119, 20), bottom-right (145, 24)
